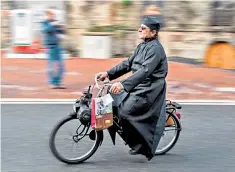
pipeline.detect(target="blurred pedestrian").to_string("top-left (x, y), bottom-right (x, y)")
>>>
top-left (41, 8), bottom-right (66, 89)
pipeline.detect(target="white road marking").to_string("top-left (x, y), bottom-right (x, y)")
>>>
top-left (215, 87), bottom-right (235, 92)
top-left (1, 99), bottom-right (235, 105)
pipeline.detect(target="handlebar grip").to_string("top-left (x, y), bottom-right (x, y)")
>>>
top-left (103, 79), bottom-right (110, 84)
top-left (87, 85), bottom-right (91, 93)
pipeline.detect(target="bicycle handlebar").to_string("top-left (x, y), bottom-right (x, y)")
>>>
top-left (94, 74), bottom-right (112, 90)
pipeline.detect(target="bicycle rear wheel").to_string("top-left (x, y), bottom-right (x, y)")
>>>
top-left (49, 115), bottom-right (103, 164)
top-left (155, 111), bottom-right (181, 155)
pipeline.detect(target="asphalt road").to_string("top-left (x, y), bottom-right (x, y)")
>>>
top-left (1, 104), bottom-right (235, 172)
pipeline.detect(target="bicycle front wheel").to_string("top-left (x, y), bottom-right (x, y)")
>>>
top-left (49, 115), bottom-right (103, 164)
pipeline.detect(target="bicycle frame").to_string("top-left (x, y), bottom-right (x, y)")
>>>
top-left (91, 75), bottom-right (125, 145)
top-left (85, 75), bottom-right (182, 145)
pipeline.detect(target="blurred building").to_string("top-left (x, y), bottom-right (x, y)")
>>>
top-left (1, 0), bottom-right (235, 69)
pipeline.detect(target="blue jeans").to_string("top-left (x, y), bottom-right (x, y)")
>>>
top-left (47, 46), bottom-right (64, 86)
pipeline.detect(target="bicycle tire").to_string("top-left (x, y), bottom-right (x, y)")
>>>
top-left (155, 111), bottom-right (181, 155)
top-left (49, 115), bottom-right (103, 164)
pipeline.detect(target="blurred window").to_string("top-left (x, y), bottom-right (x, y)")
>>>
top-left (141, 0), bottom-right (165, 28)
top-left (210, 0), bottom-right (235, 26)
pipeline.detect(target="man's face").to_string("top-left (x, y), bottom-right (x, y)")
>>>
top-left (138, 24), bottom-right (156, 40)
top-left (47, 10), bottom-right (55, 20)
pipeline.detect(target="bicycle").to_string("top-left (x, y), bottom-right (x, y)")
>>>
top-left (49, 75), bottom-right (182, 164)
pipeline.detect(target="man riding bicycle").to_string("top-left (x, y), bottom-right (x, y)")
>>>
top-left (97, 15), bottom-right (168, 161)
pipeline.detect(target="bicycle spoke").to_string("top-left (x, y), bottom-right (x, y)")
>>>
top-left (64, 137), bottom-right (74, 141)
top-left (164, 129), bottom-right (178, 131)
top-left (70, 141), bottom-right (77, 152)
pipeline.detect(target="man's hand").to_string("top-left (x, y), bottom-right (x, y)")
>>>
top-left (96, 72), bottom-right (108, 81)
top-left (59, 24), bottom-right (66, 30)
top-left (110, 82), bottom-right (124, 94)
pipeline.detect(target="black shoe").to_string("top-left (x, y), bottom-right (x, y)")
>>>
top-left (57, 84), bottom-right (66, 89)
top-left (129, 144), bottom-right (142, 155)
top-left (129, 149), bottom-right (140, 155)
top-left (146, 154), bottom-right (154, 161)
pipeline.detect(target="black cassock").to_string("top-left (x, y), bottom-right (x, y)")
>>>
top-left (107, 37), bottom-right (168, 160)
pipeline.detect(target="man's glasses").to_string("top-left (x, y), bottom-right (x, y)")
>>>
top-left (140, 26), bottom-right (147, 30)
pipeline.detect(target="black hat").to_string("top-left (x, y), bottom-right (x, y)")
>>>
top-left (141, 15), bottom-right (161, 31)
